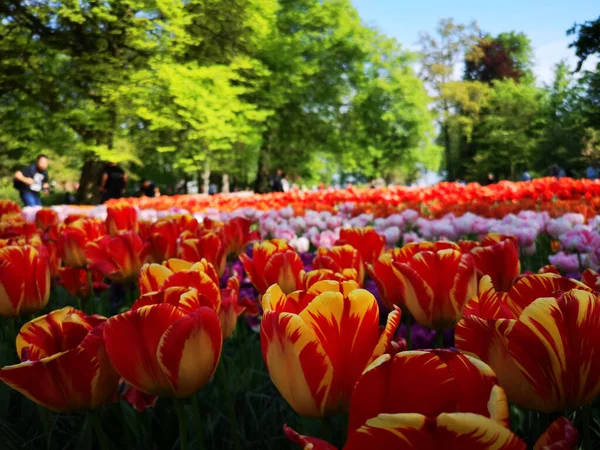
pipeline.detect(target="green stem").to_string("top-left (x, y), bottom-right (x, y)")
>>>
top-left (173, 397), bottom-right (189, 450)
top-left (217, 360), bottom-right (242, 450)
top-left (320, 416), bottom-right (334, 445)
top-left (528, 410), bottom-right (539, 446)
top-left (405, 315), bottom-right (412, 350)
top-left (119, 403), bottom-right (135, 450)
top-left (577, 252), bottom-right (584, 273)
top-left (191, 394), bottom-right (205, 450)
top-left (76, 296), bottom-right (83, 313)
top-left (435, 330), bottom-right (444, 349)
top-left (91, 411), bottom-right (110, 450)
top-left (583, 403), bottom-right (592, 450)
top-left (37, 406), bottom-right (54, 450)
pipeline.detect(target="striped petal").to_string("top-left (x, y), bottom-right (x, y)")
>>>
top-left (160, 271), bottom-right (221, 312)
top-left (263, 251), bottom-right (304, 294)
top-left (471, 236), bottom-right (520, 292)
top-left (138, 263), bottom-right (173, 295)
top-left (367, 255), bottom-right (405, 310)
top-left (157, 307), bottom-right (222, 397)
top-left (104, 304), bottom-right (185, 396)
top-left (260, 310), bottom-right (333, 417)
top-left (462, 276), bottom-right (516, 319)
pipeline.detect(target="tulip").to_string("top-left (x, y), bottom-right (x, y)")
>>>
top-left (367, 241), bottom-right (461, 310)
top-left (141, 219), bottom-right (180, 263)
top-left (178, 231), bottom-right (226, 277)
top-left (221, 217), bottom-right (260, 258)
top-left (463, 273), bottom-right (590, 320)
top-left (0, 200), bottom-right (20, 220)
top-left (58, 267), bottom-right (108, 299)
top-left (394, 245), bottom-right (477, 331)
top-left (35, 208), bottom-right (58, 230)
top-left (0, 245), bottom-right (50, 317)
top-left (285, 415), bottom-right (577, 450)
top-left (219, 277), bottom-right (245, 338)
top-left (467, 234), bottom-right (521, 292)
top-left (106, 204), bottom-right (138, 236)
top-left (314, 245), bottom-right (365, 285)
top-left (348, 350), bottom-right (509, 432)
top-left (85, 231), bottom-right (144, 283)
top-left (240, 239), bottom-right (304, 295)
top-left (260, 280), bottom-right (400, 416)
top-left (336, 227), bottom-right (385, 266)
top-left (58, 218), bottom-right (106, 268)
top-left (457, 288), bottom-right (600, 412)
top-left (104, 300), bottom-right (222, 397)
top-left (0, 307), bottom-right (119, 412)
top-left (300, 269), bottom-right (360, 289)
top-left (581, 268), bottom-right (600, 293)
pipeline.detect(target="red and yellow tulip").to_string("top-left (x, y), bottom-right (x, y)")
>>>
top-left (58, 218), bottom-right (106, 268)
top-left (0, 245), bottom-right (50, 317)
top-left (260, 280), bottom-right (400, 417)
top-left (220, 217), bottom-right (260, 258)
top-left (465, 234), bottom-right (521, 292)
top-left (393, 245), bottom-right (477, 330)
top-left (178, 231), bottom-right (226, 277)
top-left (240, 239), bottom-right (304, 295)
top-left (219, 276), bottom-right (245, 338)
top-left (336, 227), bottom-right (386, 267)
top-left (285, 415), bottom-right (577, 450)
top-left (84, 231), bottom-right (144, 283)
top-left (35, 208), bottom-right (59, 230)
top-left (0, 307), bottom-right (119, 412)
top-left (300, 268), bottom-right (360, 289)
top-left (457, 287), bottom-right (600, 412)
top-left (141, 218), bottom-right (180, 263)
top-left (104, 294), bottom-right (222, 397)
top-left (106, 205), bottom-right (138, 236)
top-left (314, 245), bottom-right (365, 286)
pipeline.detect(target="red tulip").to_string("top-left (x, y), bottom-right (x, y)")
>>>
top-left (58, 267), bottom-right (108, 299)
top-left (178, 232), bottom-right (226, 277)
top-left (0, 245), bottom-right (50, 317)
top-left (85, 231), bottom-right (144, 283)
top-left (35, 209), bottom-right (58, 230)
top-left (467, 234), bottom-right (521, 292)
top-left (222, 217), bottom-right (260, 258)
top-left (58, 218), bottom-right (106, 268)
top-left (0, 307), bottom-right (119, 412)
top-left (0, 200), bottom-right (20, 220)
top-left (219, 276), bottom-right (245, 338)
top-left (336, 227), bottom-right (385, 266)
top-left (141, 219), bottom-right (179, 263)
top-left (106, 205), bottom-right (138, 236)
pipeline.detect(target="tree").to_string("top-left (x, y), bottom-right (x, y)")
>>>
top-left (568, 16), bottom-right (600, 71)
top-left (465, 32), bottom-right (534, 83)
top-left (418, 18), bottom-right (479, 180)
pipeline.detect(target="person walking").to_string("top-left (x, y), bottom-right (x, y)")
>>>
top-left (100, 162), bottom-right (127, 202)
top-left (13, 155), bottom-right (50, 207)
top-left (139, 179), bottom-right (160, 197)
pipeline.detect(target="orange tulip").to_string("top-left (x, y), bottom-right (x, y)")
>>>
top-left (84, 231), bottom-right (144, 283)
top-left (106, 205), bottom-right (138, 236)
top-left (394, 245), bottom-right (477, 330)
top-left (285, 415), bottom-right (577, 450)
top-left (0, 245), bottom-right (50, 317)
top-left (178, 232), bottom-right (226, 277)
top-left (35, 208), bottom-right (58, 230)
top-left (0, 307), bottom-right (119, 412)
top-left (141, 219), bottom-right (179, 263)
top-left (466, 234), bottom-right (521, 292)
top-left (457, 288), bottom-right (600, 412)
top-left (58, 267), bottom-right (108, 299)
top-left (240, 239), bottom-right (304, 295)
top-left (104, 296), bottom-right (222, 397)
top-left (222, 217), bottom-right (260, 258)
top-left (314, 245), bottom-right (365, 285)
top-left (58, 218), bottom-right (106, 268)
top-left (260, 280), bottom-right (400, 417)
top-left (367, 241), bottom-right (463, 311)
top-left (336, 227), bottom-right (385, 266)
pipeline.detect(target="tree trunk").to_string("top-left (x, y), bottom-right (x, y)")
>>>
top-left (77, 158), bottom-right (105, 204)
top-left (202, 158), bottom-right (210, 194)
top-left (255, 135), bottom-right (272, 193)
top-left (443, 120), bottom-right (452, 181)
top-left (222, 173), bottom-right (230, 193)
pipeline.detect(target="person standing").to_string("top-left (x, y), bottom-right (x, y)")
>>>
top-left (100, 162), bottom-right (127, 202)
top-left (281, 173), bottom-right (290, 192)
top-left (270, 169), bottom-right (284, 192)
top-left (586, 162), bottom-right (599, 180)
top-left (13, 155), bottom-right (50, 207)
top-left (139, 179), bottom-right (160, 197)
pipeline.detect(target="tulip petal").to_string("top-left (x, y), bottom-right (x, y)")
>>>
top-left (260, 310), bottom-right (333, 417)
top-left (157, 307), bottom-right (222, 397)
top-left (264, 251), bottom-right (303, 294)
top-left (534, 417), bottom-right (578, 450)
top-left (139, 264), bottom-right (173, 295)
top-left (369, 307), bottom-right (401, 363)
top-left (104, 304), bottom-right (185, 396)
top-left (284, 424), bottom-right (338, 450)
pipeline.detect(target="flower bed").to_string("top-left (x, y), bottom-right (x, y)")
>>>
top-left (0, 187), bottom-right (597, 449)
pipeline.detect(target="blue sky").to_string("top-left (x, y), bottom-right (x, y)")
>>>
top-left (351, 0), bottom-right (599, 84)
